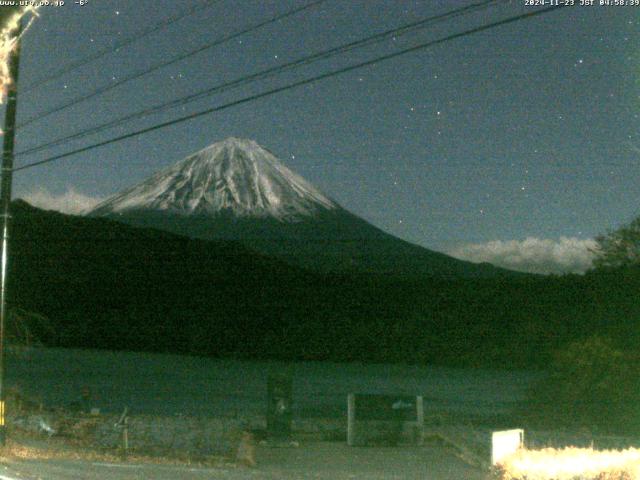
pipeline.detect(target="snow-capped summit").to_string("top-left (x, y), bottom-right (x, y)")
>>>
top-left (89, 137), bottom-right (337, 221)
top-left (88, 137), bottom-right (514, 278)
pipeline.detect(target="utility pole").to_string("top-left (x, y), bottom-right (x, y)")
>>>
top-left (0, 11), bottom-right (23, 446)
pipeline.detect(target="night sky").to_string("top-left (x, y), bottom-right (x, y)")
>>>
top-left (6, 0), bottom-right (639, 274)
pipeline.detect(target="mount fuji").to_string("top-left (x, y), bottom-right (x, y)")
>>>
top-left (90, 137), bottom-right (336, 221)
top-left (88, 137), bottom-right (511, 278)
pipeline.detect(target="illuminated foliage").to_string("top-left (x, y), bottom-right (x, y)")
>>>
top-left (494, 447), bottom-right (640, 480)
top-left (592, 217), bottom-right (640, 270)
top-left (0, 5), bottom-right (39, 103)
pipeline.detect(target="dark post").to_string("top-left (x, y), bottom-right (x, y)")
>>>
top-left (0, 13), bottom-right (23, 446)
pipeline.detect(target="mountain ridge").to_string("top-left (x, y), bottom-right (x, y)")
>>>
top-left (88, 137), bottom-right (521, 279)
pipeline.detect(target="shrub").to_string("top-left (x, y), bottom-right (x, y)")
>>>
top-left (526, 336), bottom-right (640, 433)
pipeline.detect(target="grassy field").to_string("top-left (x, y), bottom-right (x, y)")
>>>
top-left (5, 346), bottom-right (539, 419)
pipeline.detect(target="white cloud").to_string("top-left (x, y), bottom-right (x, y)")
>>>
top-left (448, 237), bottom-right (598, 275)
top-left (19, 187), bottom-right (104, 215)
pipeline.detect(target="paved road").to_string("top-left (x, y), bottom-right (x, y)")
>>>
top-left (2, 443), bottom-right (487, 479)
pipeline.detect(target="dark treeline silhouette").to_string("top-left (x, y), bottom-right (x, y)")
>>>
top-left (8, 201), bottom-right (640, 369)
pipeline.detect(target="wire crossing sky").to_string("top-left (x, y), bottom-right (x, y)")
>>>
top-left (16, 5), bottom-right (565, 172)
top-left (8, 0), bottom-right (640, 274)
top-left (16, 0), bottom-right (506, 157)
top-left (21, 0), bottom-right (221, 92)
top-left (17, 0), bottom-right (328, 128)
top-left (17, 0), bottom-right (507, 155)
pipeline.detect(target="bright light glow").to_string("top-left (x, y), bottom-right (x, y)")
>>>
top-left (0, 6), bottom-right (39, 103)
top-left (492, 429), bottom-right (524, 466)
top-left (496, 447), bottom-right (640, 480)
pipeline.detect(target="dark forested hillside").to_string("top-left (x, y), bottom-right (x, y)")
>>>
top-left (7, 201), bottom-right (640, 369)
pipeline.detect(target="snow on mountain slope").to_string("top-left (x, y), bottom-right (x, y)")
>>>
top-left (86, 138), bottom-right (518, 278)
top-left (90, 137), bottom-right (337, 221)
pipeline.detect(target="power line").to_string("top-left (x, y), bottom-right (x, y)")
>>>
top-left (14, 5), bottom-right (566, 173)
top-left (23, 0), bottom-right (221, 93)
top-left (16, 0), bottom-right (504, 157)
top-left (18, 0), bottom-right (329, 129)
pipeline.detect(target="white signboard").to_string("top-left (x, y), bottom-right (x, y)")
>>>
top-left (492, 429), bottom-right (524, 465)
